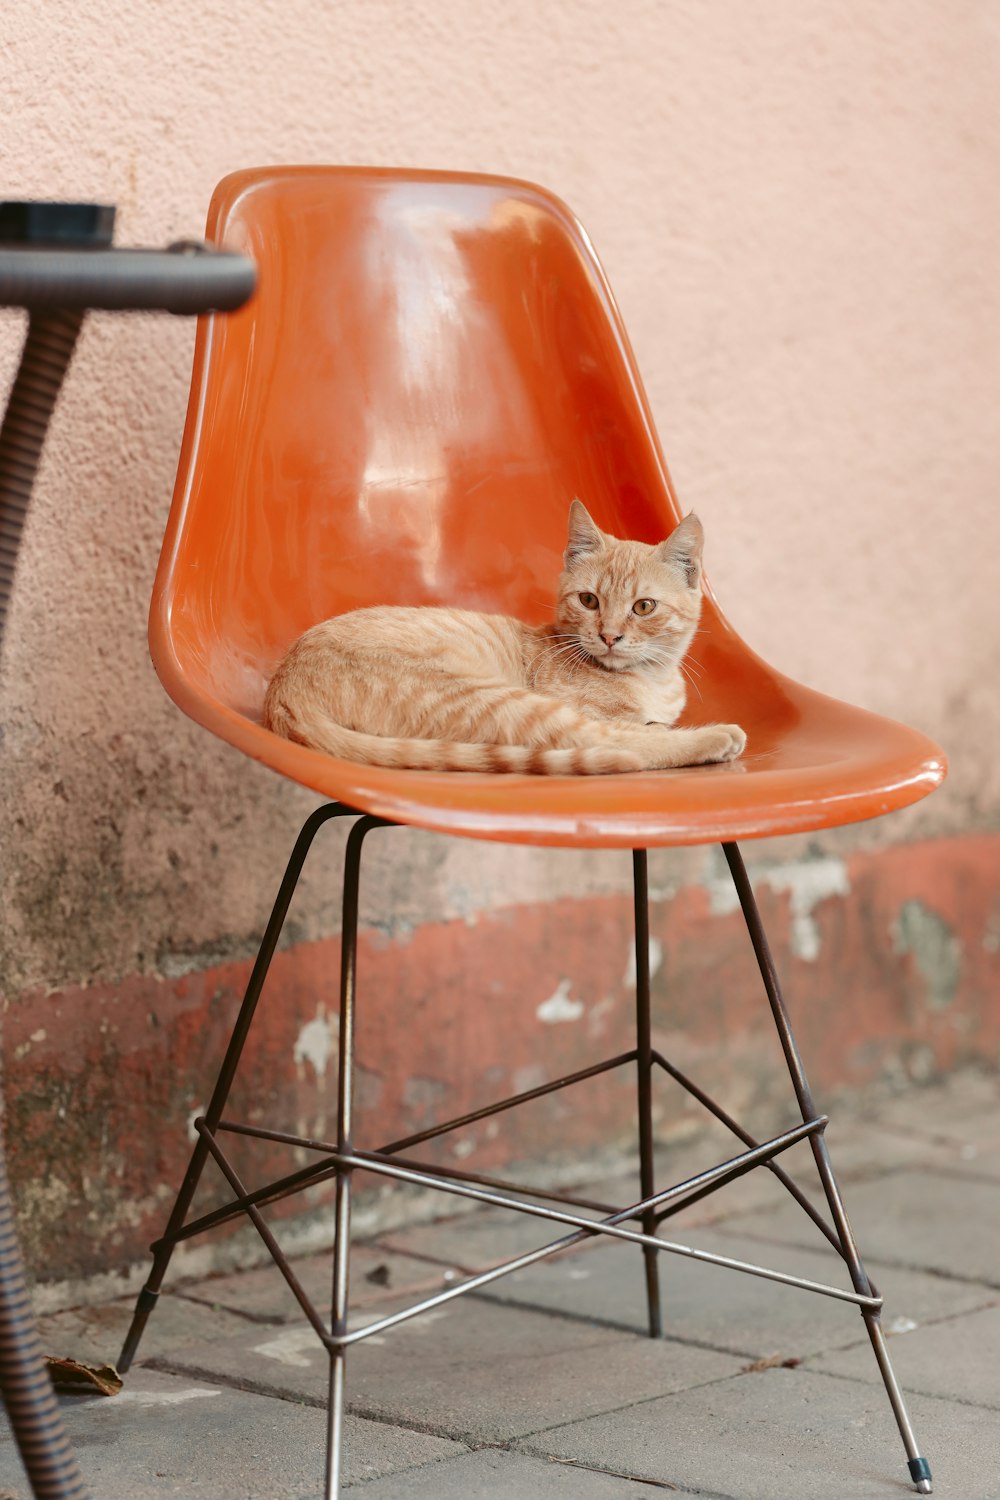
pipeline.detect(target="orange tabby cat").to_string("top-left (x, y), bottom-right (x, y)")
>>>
top-left (263, 501), bottom-right (746, 774)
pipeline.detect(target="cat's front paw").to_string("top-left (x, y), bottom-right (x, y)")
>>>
top-left (695, 723), bottom-right (746, 763)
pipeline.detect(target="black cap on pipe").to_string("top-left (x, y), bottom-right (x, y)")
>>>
top-left (0, 201), bottom-right (116, 248)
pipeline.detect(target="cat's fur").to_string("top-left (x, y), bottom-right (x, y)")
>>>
top-left (263, 501), bottom-right (746, 774)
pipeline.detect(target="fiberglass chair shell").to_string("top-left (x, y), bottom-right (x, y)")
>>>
top-left (121, 167), bottom-right (945, 1498)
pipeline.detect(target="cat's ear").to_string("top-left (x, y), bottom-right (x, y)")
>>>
top-left (655, 512), bottom-right (704, 590)
top-left (565, 499), bottom-right (605, 566)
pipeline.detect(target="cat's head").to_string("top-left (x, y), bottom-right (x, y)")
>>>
top-left (555, 500), bottom-right (703, 672)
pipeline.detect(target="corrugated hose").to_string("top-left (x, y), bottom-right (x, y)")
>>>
top-left (0, 308), bottom-right (89, 1497)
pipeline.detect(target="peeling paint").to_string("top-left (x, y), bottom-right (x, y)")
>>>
top-left (402, 1076), bottom-right (450, 1112)
top-left (705, 855), bottom-right (849, 961)
top-left (705, 873), bottom-right (742, 917)
top-left (536, 978), bottom-right (585, 1024)
top-left (763, 858), bottom-right (850, 962)
top-left (512, 1064), bottom-right (547, 1093)
top-left (293, 1010), bottom-right (336, 1080)
top-left (894, 901), bottom-right (962, 1011)
top-left (622, 937), bottom-right (664, 990)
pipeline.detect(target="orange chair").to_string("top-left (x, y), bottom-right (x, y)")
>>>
top-left (119, 168), bottom-right (944, 1497)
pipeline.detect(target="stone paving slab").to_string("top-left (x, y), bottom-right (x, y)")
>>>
top-left (864, 1079), bottom-right (1000, 1182)
top-left (716, 1168), bottom-right (1000, 1288)
top-left (518, 1366), bottom-right (999, 1499)
top-left (36, 1293), bottom-right (256, 1371)
top-left (811, 1303), bottom-right (1000, 1409)
top-left (179, 1241), bottom-right (444, 1323)
top-left (350, 1448), bottom-right (674, 1496)
top-left (866, 1072), bottom-right (1000, 1129)
top-left (0, 1368), bottom-right (463, 1499)
top-left (466, 1225), bottom-right (990, 1359)
top-left (151, 1291), bottom-right (741, 1444)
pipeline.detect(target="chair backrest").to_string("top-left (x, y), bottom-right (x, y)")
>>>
top-left (152, 167), bottom-right (745, 729)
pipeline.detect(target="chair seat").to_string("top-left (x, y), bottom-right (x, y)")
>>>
top-left (147, 165), bottom-right (944, 850)
top-left (161, 642), bottom-right (944, 848)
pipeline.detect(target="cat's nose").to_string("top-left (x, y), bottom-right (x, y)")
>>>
top-left (601, 632), bottom-right (624, 647)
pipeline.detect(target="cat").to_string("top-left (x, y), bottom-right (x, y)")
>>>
top-left (263, 500), bottom-right (746, 775)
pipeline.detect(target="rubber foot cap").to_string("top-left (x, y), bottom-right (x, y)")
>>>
top-left (908, 1456), bottom-right (932, 1493)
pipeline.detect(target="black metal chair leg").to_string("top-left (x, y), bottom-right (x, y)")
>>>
top-left (117, 803), bottom-right (354, 1374)
top-left (633, 850), bottom-right (662, 1338)
top-left (722, 842), bottom-right (933, 1495)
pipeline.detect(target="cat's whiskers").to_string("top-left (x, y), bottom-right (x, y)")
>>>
top-left (537, 641), bottom-right (581, 662)
top-left (537, 634), bottom-right (588, 663)
top-left (638, 645), bottom-right (682, 672)
top-left (679, 659), bottom-right (704, 702)
top-left (635, 643), bottom-right (705, 703)
top-left (537, 641), bottom-right (594, 673)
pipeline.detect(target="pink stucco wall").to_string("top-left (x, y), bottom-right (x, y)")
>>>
top-left (1, 2), bottom-right (998, 1296)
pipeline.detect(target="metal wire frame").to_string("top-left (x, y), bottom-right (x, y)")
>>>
top-left (118, 807), bottom-right (933, 1498)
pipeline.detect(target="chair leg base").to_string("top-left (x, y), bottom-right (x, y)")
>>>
top-left (119, 811), bottom-right (934, 1498)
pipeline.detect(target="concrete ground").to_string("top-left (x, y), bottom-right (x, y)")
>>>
top-left (1, 1071), bottom-right (998, 1499)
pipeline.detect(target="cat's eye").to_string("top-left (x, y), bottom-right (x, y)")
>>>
top-left (578, 591), bottom-right (600, 610)
top-left (633, 598), bottom-right (657, 616)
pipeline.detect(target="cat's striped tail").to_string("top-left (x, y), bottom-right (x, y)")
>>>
top-left (263, 698), bottom-right (643, 776)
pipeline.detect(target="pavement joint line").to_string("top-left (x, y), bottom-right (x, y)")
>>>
top-left (143, 1355), bottom-right (333, 1411)
top-left (530, 1455), bottom-right (739, 1500)
top-left (342, 1435), bottom-right (737, 1497)
top-left (803, 1362), bottom-right (1000, 1413)
top-left (702, 1161), bottom-right (910, 1221)
top-left (370, 1243), bottom-right (479, 1275)
top-left (801, 1294), bottom-right (1000, 1356)
top-left (347, 1428), bottom-right (729, 1494)
top-left (172, 1289), bottom-right (290, 1326)
top-left (463, 1285), bottom-right (787, 1362)
top-left (142, 1351), bottom-right (632, 1451)
top-left (709, 1226), bottom-right (1000, 1291)
top-left (141, 1351), bottom-right (747, 1453)
top-left (171, 1261), bottom-right (463, 1322)
top-left (527, 1454), bottom-right (683, 1493)
top-left (492, 1365), bottom-right (759, 1446)
top-left (915, 1165), bottom-right (1000, 1188)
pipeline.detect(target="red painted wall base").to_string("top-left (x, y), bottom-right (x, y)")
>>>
top-left (6, 834), bottom-right (998, 1293)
